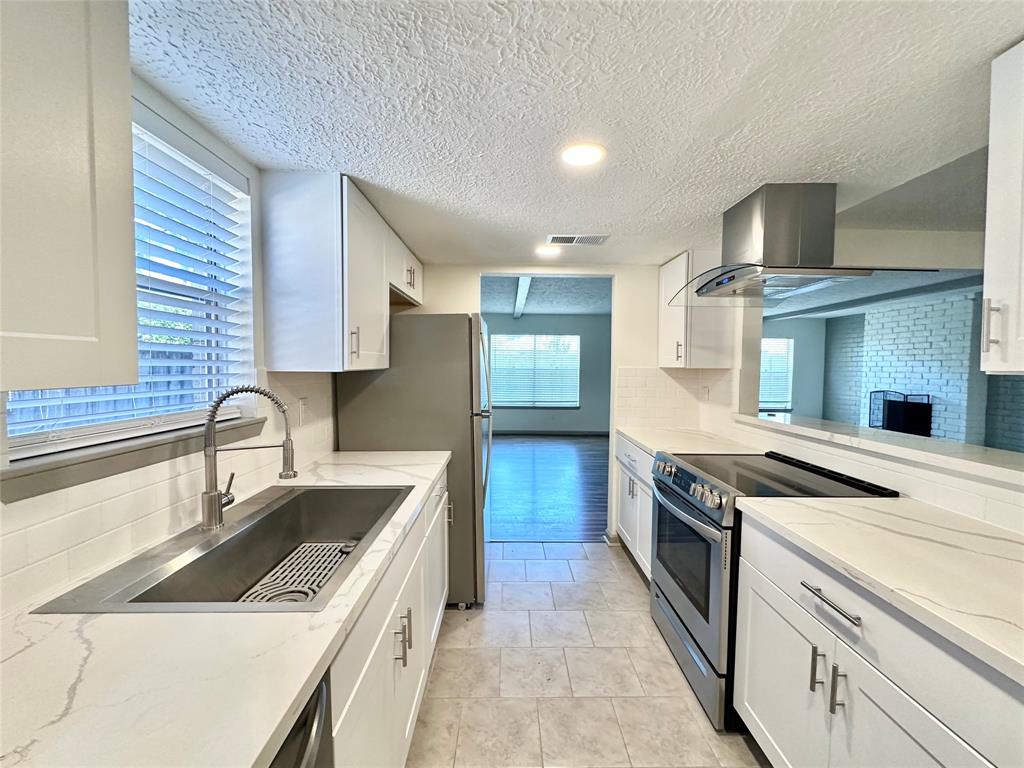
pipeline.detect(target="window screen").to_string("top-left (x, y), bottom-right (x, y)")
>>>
top-left (490, 334), bottom-right (580, 408)
top-left (5, 125), bottom-right (253, 457)
top-left (759, 338), bottom-right (795, 411)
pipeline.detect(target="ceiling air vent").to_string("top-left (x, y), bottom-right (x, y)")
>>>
top-left (546, 234), bottom-right (609, 246)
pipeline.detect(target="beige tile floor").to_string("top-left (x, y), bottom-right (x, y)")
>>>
top-left (406, 541), bottom-right (770, 768)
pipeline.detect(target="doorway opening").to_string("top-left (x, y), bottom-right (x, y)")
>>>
top-left (480, 275), bottom-right (613, 543)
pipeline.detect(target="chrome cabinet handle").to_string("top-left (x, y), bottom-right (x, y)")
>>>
top-left (406, 266), bottom-right (413, 287)
top-left (350, 326), bottom-right (361, 358)
top-left (982, 298), bottom-right (1001, 352)
top-left (801, 581), bottom-right (862, 627)
top-left (829, 663), bottom-right (847, 714)
top-left (404, 607), bottom-right (413, 650)
top-left (675, 341), bottom-right (682, 361)
top-left (394, 620), bottom-right (408, 667)
top-left (446, 499), bottom-right (454, 524)
top-left (411, 267), bottom-right (416, 288)
top-left (809, 644), bottom-right (826, 691)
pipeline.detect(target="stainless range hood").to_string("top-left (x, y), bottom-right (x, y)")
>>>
top-left (696, 183), bottom-right (872, 299)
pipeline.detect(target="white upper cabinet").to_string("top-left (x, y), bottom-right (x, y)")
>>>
top-left (0, 0), bottom-right (137, 391)
top-left (386, 227), bottom-right (424, 306)
top-left (981, 40), bottom-right (1024, 374)
top-left (658, 250), bottom-right (734, 369)
top-left (263, 173), bottom-right (389, 371)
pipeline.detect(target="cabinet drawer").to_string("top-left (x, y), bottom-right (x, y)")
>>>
top-left (330, 500), bottom-right (426, 729)
top-left (741, 514), bottom-right (1023, 768)
top-left (615, 434), bottom-right (654, 482)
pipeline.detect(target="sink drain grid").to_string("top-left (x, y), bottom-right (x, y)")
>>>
top-left (239, 541), bottom-right (356, 604)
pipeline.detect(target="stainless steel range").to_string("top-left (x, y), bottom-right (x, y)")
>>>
top-left (649, 451), bottom-right (897, 730)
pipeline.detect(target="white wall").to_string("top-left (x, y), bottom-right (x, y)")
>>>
top-left (0, 78), bottom-right (337, 616)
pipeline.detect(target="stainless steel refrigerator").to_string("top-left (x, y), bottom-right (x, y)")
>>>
top-left (334, 313), bottom-right (491, 606)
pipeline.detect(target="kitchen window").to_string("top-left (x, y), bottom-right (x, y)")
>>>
top-left (490, 334), bottom-right (581, 408)
top-left (4, 124), bottom-right (254, 459)
top-left (759, 337), bottom-right (794, 412)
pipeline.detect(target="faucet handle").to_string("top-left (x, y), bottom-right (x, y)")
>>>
top-left (221, 472), bottom-right (236, 509)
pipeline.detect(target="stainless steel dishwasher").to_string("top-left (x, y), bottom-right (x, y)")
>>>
top-left (270, 675), bottom-right (333, 768)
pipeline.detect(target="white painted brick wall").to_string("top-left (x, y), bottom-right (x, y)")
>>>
top-left (858, 291), bottom-right (985, 442)
top-left (0, 372), bottom-right (335, 616)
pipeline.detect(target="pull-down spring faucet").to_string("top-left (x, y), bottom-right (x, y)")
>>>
top-left (201, 385), bottom-right (298, 531)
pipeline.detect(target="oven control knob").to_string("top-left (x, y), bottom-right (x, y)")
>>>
top-left (689, 482), bottom-right (698, 496)
top-left (709, 491), bottom-right (722, 509)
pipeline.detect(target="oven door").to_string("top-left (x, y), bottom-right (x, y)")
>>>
top-left (651, 480), bottom-right (730, 673)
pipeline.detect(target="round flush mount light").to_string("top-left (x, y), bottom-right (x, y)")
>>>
top-left (560, 142), bottom-right (606, 167)
top-left (535, 244), bottom-right (562, 258)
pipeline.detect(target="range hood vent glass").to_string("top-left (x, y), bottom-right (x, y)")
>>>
top-left (680, 183), bottom-right (873, 304)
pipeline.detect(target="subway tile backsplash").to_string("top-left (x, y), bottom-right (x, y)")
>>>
top-left (0, 372), bottom-right (335, 616)
top-left (614, 366), bottom-right (711, 430)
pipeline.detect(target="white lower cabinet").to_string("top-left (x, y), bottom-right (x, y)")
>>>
top-left (331, 474), bottom-right (448, 767)
top-left (735, 558), bottom-right (994, 768)
top-left (614, 435), bottom-right (654, 579)
top-left (830, 642), bottom-right (990, 768)
top-left (734, 558), bottom-right (833, 768)
top-left (616, 464), bottom-right (637, 551)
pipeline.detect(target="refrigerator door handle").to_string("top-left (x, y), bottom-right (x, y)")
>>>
top-left (479, 328), bottom-right (494, 499)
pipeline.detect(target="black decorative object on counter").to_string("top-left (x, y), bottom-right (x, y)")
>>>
top-left (869, 390), bottom-right (932, 437)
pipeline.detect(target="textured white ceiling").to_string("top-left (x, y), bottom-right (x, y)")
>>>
top-left (129, 1), bottom-right (1024, 266)
top-left (836, 149), bottom-right (988, 232)
top-left (481, 275), bottom-right (612, 315)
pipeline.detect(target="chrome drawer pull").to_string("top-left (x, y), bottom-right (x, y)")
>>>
top-left (405, 607), bottom-right (413, 650)
top-left (809, 644), bottom-right (826, 691)
top-left (801, 581), bottom-right (862, 627)
top-left (829, 663), bottom-right (847, 714)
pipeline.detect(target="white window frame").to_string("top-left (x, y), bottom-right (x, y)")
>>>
top-left (4, 95), bottom-right (257, 461)
top-left (759, 337), bottom-right (795, 412)
top-left (490, 333), bottom-right (582, 409)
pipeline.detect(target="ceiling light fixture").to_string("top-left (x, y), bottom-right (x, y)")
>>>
top-left (560, 142), bottom-right (606, 167)
top-left (535, 244), bottom-right (561, 258)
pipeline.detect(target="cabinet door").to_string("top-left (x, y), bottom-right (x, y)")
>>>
top-left (658, 252), bottom-right (690, 368)
top-left (981, 40), bottom-right (1024, 373)
top-left (686, 249), bottom-right (735, 369)
top-left (616, 465), bottom-right (637, 551)
top-left (635, 481), bottom-right (653, 578)
top-left (342, 177), bottom-right (389, 370)
top-left (332, 606), bottom-right (401, 768)
top-left (829, 641), bottom-right (994, 768)
top-left (734, 558), bottom-right (834, 768)
top-left (0, 0), bottom-right (136, 391)
top-left (393, 538), bottom-right (428, 762)
top-left (425, 491), bottom-right (450, 648)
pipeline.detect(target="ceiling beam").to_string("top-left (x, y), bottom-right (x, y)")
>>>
top-left (513, 276), bottom-right (532, 319)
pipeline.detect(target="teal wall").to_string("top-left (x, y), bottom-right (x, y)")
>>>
top-left (483, 313), bottom-right (611, 434)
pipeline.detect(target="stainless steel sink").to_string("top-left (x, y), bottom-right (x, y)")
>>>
top-left (34, 485), bottom-right (412, 613)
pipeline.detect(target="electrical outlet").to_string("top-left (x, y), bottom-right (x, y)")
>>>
top-left (298, 397), bottom-right (309, 426)
top-left (700, 385), bottom-right (711, 402)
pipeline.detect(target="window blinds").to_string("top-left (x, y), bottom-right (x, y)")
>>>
top-left (490, 334), bottom-right (581, 408)
top-left (759, 337), bottom-right (795, 410)
top-left (6, 126), bottom-right (252, 454)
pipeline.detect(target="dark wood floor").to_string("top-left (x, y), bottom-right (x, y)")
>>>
top-left (485, 434), bottom-right (609, 543)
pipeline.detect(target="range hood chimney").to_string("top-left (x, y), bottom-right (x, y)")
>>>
top-left (697, 183), bottom-right (872, 299)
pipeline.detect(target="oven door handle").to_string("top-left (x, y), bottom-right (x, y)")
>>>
top-left (653, 484), bottom-right (722, 544)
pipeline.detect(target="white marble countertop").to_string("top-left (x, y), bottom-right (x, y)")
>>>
top-left (0, 450), bottom-right (451, 768)
top-left (615, 426), bottom-right (754, 457)
top-left (738, 496), bottom-right (1024, 684)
